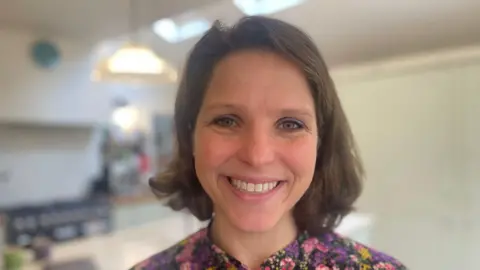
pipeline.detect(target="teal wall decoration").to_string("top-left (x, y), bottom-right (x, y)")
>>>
top-left (30, 40), bottom-right (61, 69)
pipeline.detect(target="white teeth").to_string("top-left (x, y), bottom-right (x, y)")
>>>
top-left (241, 182), bottom-right (247, 190)
top-left (230, 178), bottom-right (279, 193)
top-left (269, 182), bottom-right (275, 190)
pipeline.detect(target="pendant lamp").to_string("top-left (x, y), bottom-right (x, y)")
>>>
top-left (91, 0), bottom-right (177, 85)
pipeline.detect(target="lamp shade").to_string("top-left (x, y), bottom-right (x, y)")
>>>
top-left (91, 43), bottom-right (177, 85)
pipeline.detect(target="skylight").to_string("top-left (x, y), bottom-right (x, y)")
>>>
top-left (233, 0), bottom-right (307, 16)
top-left (152, 14), bottom-right (211, 44)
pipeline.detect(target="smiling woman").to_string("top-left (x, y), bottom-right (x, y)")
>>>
top-left (129, 16), bottom-right (407, 270)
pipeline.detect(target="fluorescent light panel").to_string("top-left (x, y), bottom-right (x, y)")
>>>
top-left (152, 13), bottom-right (211, 44)
top-left (233, 0), bottom-right (307, 16)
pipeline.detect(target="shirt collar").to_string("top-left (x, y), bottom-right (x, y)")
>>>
top-left (183, 220), bottom-right (313, 268)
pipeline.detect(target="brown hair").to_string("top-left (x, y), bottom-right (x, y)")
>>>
top-left (150, 16), bottom-right (364, 235)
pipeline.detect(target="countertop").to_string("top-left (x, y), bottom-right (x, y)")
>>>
top-left (26, 211), bottom-right (203, 270)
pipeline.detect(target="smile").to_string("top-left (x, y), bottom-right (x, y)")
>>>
top-left (228, 177), bottom-right (280, 194)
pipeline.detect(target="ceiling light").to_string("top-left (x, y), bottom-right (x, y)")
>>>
top-left (233, 0), bottom-right (307, 16)
top-left (91, 43), bottom-right (177, 85)
top-left (152, 15), bottom-right (210, 43)
top-left (107, 45), bottom-right (163, 74)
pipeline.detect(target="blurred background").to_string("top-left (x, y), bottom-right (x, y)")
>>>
top-left (0, 0), bottom-right (479, 269)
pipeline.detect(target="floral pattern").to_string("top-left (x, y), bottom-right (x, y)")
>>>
top-left (129, 225), bottom-right (406, 270)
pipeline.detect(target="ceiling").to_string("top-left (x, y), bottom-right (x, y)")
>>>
top-left (0, 0), bottom-right (221, 40)
top-left (1, 0), bottom-right (480, 68)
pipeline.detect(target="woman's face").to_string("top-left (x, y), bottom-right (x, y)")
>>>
top-left (194, 50), bottom-right (318, 233)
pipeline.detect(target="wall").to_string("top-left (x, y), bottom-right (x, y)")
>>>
top-left (0, 29), bottom-right (108, 125)
top-left (331, 47), bottom-right (480, 269)
top-left (0, 28), bottom-right (176, 207)
top-left (459, 63), bottom-right (480, 270)
top-left (1, 26), bottom-right (479, 269)
top-left (0, 126), bottom-right (96, 206)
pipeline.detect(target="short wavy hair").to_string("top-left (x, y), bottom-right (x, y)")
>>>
top-left (150, 16), bottom-right (364, 235)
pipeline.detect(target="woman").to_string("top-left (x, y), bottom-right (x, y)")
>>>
top-left (131, 16), bottom-right (406, 270)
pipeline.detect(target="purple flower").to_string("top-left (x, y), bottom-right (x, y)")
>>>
top-left (285, 241), bottom-right (300, 258)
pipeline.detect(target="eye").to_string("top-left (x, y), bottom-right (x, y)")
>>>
top-left (277, 118), bottom-right (305, 131)
top-left (212, 115), bottom-right (238, 128)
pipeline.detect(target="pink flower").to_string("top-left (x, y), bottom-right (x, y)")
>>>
top-left (374, 262), bottom-right (397, 270)
top-left (189, 229), bottom-right (207, 242)
top-left (315, 242), bottom-right (329, 253)
top-left (301, 238), bottom-right (319, 255)
top-left (176, 229), bottom-right (208, 263)
top-left (176, 244), bottom-right (194, 262)
top-left (179, 262), bottom-right (191, 270)
top-left (315, 265), bottom-right (330, 270)
top-left (280, 257), bottom-right (295, 270)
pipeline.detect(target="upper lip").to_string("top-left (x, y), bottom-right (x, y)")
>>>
top-left (227, 175), bottom-right (282, 183)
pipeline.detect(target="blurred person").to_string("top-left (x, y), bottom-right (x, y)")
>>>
top-left (130, 16), bottom-right (406, 270)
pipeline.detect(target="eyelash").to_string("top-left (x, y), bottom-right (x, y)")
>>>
top-left (212, 115), bottom-right (239, 128)
top-left (211, 116), bottom-right (306, 131)
top-left (278, 118), bottom-right (305, 131)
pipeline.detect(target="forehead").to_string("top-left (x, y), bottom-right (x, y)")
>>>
top-left (203, 50), bottom-right (314, 111)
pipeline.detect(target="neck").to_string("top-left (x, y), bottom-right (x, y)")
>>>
top-left (210, 213), bottom-right (297, 269)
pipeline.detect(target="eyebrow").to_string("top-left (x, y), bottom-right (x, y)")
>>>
top-left (203, 103), bottom-right (315, 119)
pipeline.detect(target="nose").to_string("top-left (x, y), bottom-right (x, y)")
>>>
top-left (237, 125), bottom-right (275, 167)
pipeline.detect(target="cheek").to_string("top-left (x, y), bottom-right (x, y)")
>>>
top-left (282, 137), bottom-right (318, 180)
top-left (194, 130), bottom-right (233, 173)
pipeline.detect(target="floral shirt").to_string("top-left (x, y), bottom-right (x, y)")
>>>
top-left (129, 226), bottom-right (406, 270)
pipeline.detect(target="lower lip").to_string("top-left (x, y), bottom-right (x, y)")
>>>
top-left (224, 177), bottom-right (284, 202)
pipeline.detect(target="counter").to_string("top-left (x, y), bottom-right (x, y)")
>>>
top-left (44, 211), bottom-right (201, 269)
top-left (110, 194), bottom-right (172, 231)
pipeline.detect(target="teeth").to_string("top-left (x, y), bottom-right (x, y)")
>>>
top-left (230, 178), bottom-right (279, 193)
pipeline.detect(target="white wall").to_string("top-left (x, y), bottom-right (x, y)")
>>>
top-left (0, 29), bottom-right (176, 207)
top-left (0, 126), bottom-right (97, 205)
top-left (331, 48), bottom-right (480, 269)
top-left (458, 63), bottom-right (480, 270)
top-left (0, 29), bottom-right (108, 125)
